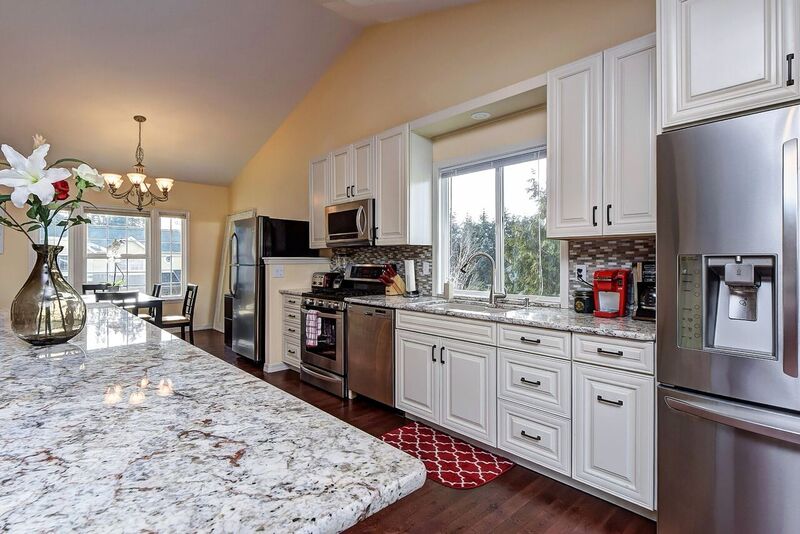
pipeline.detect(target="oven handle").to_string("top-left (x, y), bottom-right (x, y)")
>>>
top-left (302, 309), bottom-right (342, 321)
top-left (301, 365), bottom-right (342, 384)
top-left (665, 396), bottom-right (800, 446)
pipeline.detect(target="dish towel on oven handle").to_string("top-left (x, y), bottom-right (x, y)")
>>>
top-left (305, 310), bottom-right (321, 348)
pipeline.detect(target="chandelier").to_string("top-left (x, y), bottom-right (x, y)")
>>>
top-left (101, 115), bottom-right (174, 211)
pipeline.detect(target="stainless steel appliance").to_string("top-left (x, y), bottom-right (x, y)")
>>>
top-left (300, 264), bottom-right (386, 397)
top-left (632, 261), bottom-right (656, 322)
top-left (347, 304), bottom-right (395, 406)
top-left (325, 199), bottom-right (374, 247)
top-left (657, 104), bottom-right (800, 533)
top-left (229, 216), bottom-right (316, 361)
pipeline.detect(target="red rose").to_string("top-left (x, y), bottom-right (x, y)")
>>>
top-left (53, 180), bottom-right (69, 201)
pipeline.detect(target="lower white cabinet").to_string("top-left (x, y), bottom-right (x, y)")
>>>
top-left (498, 399), bottom-right (571, 476)
top-left (395, 329), bottom-right (497, 446)
top-left (572, 363), bottom-right (654, 509)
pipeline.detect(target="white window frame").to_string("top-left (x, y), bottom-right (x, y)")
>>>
top-left (46, 206), bottom-right (189, 301)
top-left (433, 144), bottom-right (569, 307)
top-left (151, 209), bottom-right (190, 301)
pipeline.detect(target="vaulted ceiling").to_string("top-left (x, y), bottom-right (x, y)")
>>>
top-left (0, 0), bottom-right (478, 186)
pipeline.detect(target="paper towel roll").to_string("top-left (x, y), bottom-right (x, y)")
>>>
top-left (404, 259), bottom-right (417, 293)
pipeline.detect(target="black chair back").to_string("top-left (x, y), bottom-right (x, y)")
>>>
top-left (95, 290), bottom-right (139, 309)
top-left (148, 284), bottom-right (163, 316)
top-left (182, 284), bottom-right (199, 320)
top-left (82, 283), bottom-right (110, 295)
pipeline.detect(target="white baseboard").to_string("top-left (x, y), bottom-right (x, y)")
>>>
top-left (265, 362), bottom-right (289, 373)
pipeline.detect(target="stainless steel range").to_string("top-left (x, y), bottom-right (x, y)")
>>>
top-left (300, 264), bottom-right (386, 398)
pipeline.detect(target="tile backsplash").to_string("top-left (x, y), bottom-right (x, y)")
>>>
top-left (330, 245), bottom-right (434, 295)
top-left (567, 236), bottom-right (656, 307)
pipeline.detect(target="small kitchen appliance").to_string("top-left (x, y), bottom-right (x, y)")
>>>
top-left (325, 199), bottom-right (375, 248)
top-left (631, 261), bottom-right (656, 321)
top-left (592, 269), bottom-right (630, 318)
top-left (300, 264), bottom-right (386, 398)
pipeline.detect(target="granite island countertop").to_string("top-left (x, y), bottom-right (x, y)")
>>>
top-left (0, 304), bottom-right (425, 533)
top-left (345, 295), bottom-right (655, 341)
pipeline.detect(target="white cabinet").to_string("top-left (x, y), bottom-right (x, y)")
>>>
top-left (440, 339), bottom-right (497, 444)
top-left (375, 124), bottom-right (433, 246)
top-left (330, 145), bottom-right (352, 204)
top-left (603, 34), bottom-right (657, 235)
top-left (329, 138), bottom-right (376, 205)
top-left (308, 155), bottom-right (329, 249)
top-left (547, 35), bottom-right (657, 239)
top-left (573, 363), bottom-right (655, 510)
top-left (395, 329), bottom-right (439, 422)
top-left (395, 328), bottom-right (497, 446)
top-left (546, 53), bottom-right (604, 238)
top-left (659, 0), bottom-right (800, 129)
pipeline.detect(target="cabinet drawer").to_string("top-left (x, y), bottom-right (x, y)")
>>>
top-left (283, 321), bottom-right (301, 338)
top-left (573, 334), bottom-right (654, 374)
top-left (498, 324), bottom-right (570, 359)
top-left (283, 294), bottom-right (302, 309)
top-left (282, 335), bottom-right (301, 369)
top-left (396, 310), bottom-right (496, 346)
top-left (283, 309), bottom-right (301, 325)
top-left (498, 349), bottom-right (571, 418)
top-left (498, 399), bottom-right (571, 476)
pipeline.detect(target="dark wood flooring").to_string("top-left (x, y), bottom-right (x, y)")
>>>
top-left (193, 329), bottom-right (657, 534)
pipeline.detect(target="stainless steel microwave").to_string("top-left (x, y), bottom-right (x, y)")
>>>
top-left (325, 198), bottom-right (374, 247)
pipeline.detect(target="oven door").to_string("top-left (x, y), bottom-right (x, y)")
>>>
top-left (301, 307), bottom-right (345, 375)
top-left (325, 199), bottom-right (373, 247)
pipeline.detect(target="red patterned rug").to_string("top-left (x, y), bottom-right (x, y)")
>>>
top-left (381, 421), bottom-right (514, 489)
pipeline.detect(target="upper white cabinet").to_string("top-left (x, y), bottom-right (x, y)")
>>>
top-left (308, 154), bottom-right (329, 249)
top-left (329, 139), bottom-right (375, 205)
top-left (659, 0), bottom-right (800, 128)
top-left (375, 124), bottom-right (433, 246)
top-left (547, 34), bottom-right (657, 239)
top-left (546, 53), bottom-right (604, 238)
top-left (603, 34), bottom-right (657, 235)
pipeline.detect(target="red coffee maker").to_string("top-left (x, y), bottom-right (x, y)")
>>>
top-left (593, 269), bottom-right (630, 318)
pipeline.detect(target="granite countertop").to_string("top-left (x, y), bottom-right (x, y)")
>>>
top-left (0, 304), bottom-right (425, 533)
top-left (280, 288), bottom-right (309, 297)
top-left (345, 295), bottom-right (655, 341)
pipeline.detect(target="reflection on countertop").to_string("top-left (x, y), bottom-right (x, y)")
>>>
top-left (0, 303), bottom-right (425, 532)
top-left (345, 295), bottom-right (656, 341)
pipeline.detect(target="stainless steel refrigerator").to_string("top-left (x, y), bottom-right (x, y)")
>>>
top-left (657, 104), bottom-right (800, 533)
top-left (229, 217), bottom-right (315, 362)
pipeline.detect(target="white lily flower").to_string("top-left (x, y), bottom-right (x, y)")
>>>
top-left (72, 163), bottom-right (104, 190)
top-left (0, 144), bottom-right (71, 208)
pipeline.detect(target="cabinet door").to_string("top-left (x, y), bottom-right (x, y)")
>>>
top-left (573, 363), bottom-right (655, 509)
top-left (375, 124), bottom-right (408, 245)
top-left (546, 53), bottom-right (604, 238)
top-left (329, 145), bottom-right (352, 204)
top-left (308, 155), bottom-right (329, 249)
top-left (603, 34), bottom-right (657, 236)
top-left (351, 137), bottom-right (375, 200)
top-left (440, 339), bottom-right (497, 445)
top-left (660, 0), bottom-right (799, 128)
top-left (395, 329), bottom-right (439, 422)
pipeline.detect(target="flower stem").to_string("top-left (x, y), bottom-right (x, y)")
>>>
top-left (0, 204), bottom-right (36, 245)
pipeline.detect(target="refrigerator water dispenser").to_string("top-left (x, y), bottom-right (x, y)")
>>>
top-left (705, 256), bottom-right (776, 358)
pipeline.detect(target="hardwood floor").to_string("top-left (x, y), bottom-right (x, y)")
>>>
top-left (193, 330), bottom-right (656, 534)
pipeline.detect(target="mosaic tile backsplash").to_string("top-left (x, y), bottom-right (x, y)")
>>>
top-left (568, 236), bottom-right (656, 309)
top-left (330, 245), bottom-right (434, 295)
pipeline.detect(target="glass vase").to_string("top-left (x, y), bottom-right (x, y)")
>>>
top-left (10, 244), bottom-right (86, 346)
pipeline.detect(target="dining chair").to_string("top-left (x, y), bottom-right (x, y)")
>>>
top-left (138, 283), bottom-right (163, 322)
top-left (94, 290), bottom-right (139, 313)
top-left (162, 284), bottom-right (198, 344)
top-left (82, 283), bottom-right (111, 295)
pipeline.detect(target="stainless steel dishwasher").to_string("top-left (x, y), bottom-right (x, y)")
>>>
top-left (346, 304), bottom-right (394, 406)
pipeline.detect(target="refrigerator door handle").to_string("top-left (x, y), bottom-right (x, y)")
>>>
top-left (229, 232), bottom-right (239, 297)
top-left (665, 395), bottom-right (800, 446)
top-left (783, 138), bottom-right (799, 377)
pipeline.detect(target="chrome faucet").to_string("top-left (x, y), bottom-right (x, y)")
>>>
top-left (459, 252), bottom-right (506, 307)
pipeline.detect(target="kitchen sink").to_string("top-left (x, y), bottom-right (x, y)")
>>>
top-left (416, 301), bottom-right (512, 315)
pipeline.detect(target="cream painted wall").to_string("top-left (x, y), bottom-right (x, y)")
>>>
top-left (0, 180), bottom-right (228, 329)
top-left (432, 106), bottom-right (546, 165)
top-left (229, 0), bottom-right (655, 216)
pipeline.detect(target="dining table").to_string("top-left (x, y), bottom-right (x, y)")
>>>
top-left (82, 291), bottom-right (166, 327)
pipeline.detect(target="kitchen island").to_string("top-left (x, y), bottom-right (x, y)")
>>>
top-left (0, 304), bottom-right (425, 533)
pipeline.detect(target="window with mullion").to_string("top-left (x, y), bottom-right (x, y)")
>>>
top-left (159, 215), bottom-right (186, 298)
top-left (85, 211), bottom-right (150, 293)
